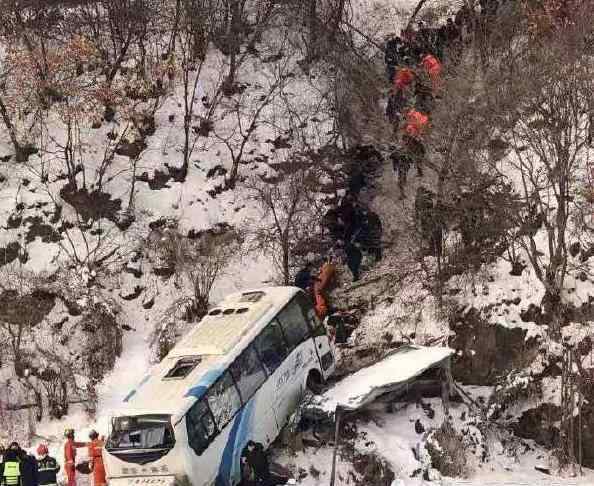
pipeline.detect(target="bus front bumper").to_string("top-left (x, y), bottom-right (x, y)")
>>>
top-left (108, 476), bottom-right (177, 486)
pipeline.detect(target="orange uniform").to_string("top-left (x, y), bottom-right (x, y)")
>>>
top-left (314, 291), bottom-right (328, 320)
top-left (313, 262), bottom-right (335, 321)
top-left (64, 439), bottom-right (86, 486)
top-left (421, 54), bottom-right (442, 91)
top-left (394, 67), bottom-right (415, 91)
top-left (315, 262), bottom-right (335, 292)
top-left (88, 439), bottom-right (107, 486)
top-left (404, 109), bottom-right (430, 139)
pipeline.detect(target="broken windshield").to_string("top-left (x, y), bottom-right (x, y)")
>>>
top-left (107, 415), bottom-right (175, 451)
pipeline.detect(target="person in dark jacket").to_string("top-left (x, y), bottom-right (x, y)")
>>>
top-left (354, 210), bottom-right (383, 262)
top-left (35, 446), bottom-right (58, 486)
top-left (244, 442), bottom-right (271, 486)
top-left (403, 132), bottom-right (425, 178)
top-left (18, 449), bottom-right (38, 486)
top-left (384, 35), bottom-right (403, 82)
top-left (415, 186), bottom-right (435, 243)
top-left (363, 210), bottom-right (383, 261)
top-left (390, 146), bottom-right (412, 199)
top-left (338, 195), bottom-right (363, 242)
top-left (294, 264), bottom-right (316, 291)
top-left (323, 207), bottom-right (344, 243)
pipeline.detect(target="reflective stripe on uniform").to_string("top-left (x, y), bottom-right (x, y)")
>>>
top-left (3, 461), bottom-right (21, 486)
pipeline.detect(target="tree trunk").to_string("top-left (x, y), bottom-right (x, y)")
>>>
top-left (226, 0), bottom-right (242, 91)
top-left (0, 94), bottom-right (23, 160)
top-left (542, 287), bottom-right (562, 340)
top-left (282, 240), bottom-right (290, 285)
top-left (307, 0), bottom-right (318, 62)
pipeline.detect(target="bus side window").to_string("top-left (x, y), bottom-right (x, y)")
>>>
top-left (254, 320), bottom-right (289, 375)
top-left (206, 371), bottom-right (242, 430)
top-left (297, 293), bottom-right (326, 337)
top-left (229, 345), bottom-right (267, 403)
top-left (277, 300), bottom-right (311, 349)
top-left (187, 399), bottom-right (216, 455)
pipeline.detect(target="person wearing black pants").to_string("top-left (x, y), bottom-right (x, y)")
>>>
top-left (344, 243), bottom-right (362, 282)
top-left (390, 147), bottom-right (413, 199)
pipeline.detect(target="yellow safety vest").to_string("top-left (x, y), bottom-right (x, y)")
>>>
top-left (3, 461), bottom-right (21, 486)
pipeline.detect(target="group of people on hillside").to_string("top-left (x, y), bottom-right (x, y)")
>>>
top-left (293, 147), bottom-right (384, 341)
top-left (0, 430), bottom-right (106, 486)
top-left (383, 5), bottom-right (483, 201)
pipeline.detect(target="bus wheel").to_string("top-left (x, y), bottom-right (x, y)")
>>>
top-left (306, 370), bottom-right (323, 394)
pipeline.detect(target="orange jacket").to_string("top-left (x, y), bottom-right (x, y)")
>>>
top-left (88, 439), bottom-right (107, 486)
top-left (404, 110), bottom-right (429, 139)
top-left (421, 54), bottom-right (442, 79)
top-left (315, 262), bottom-right (335, 293)
top-left (314, 292), bottom-right (328, 320)
top-left (421, 54), bottom-right (442, 92)
top-left (394, 67), bottom-right (415, 91)
top-left (64, 439), bottom-right (86, 468)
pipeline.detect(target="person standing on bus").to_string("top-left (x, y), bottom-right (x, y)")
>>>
top-left (63, 430), bottom-right (85, 486)
top-left (87, 431), bottom-right (106, 486)
top-left (36, 445), bottom-right (59, 486)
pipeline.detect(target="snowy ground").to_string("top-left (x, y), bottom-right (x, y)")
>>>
top-left (5, 0), bottom-right (592, 485)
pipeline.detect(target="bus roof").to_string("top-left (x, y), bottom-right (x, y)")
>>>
top-left (117, 286), bottom-right (301, 419)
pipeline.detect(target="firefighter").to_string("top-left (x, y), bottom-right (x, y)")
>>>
top-left (87, 431), bottom-right (106, 486)
top-left (63, 430), bottom-right (85, 486)
top-left (36, 445), bottom-right (59, 486)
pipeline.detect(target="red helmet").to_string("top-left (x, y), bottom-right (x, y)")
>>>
top-left (37, 444), bottom-right (49, 456)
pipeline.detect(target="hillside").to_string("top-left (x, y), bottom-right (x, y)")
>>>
top-left (1, 0), bottom-right (594, 485)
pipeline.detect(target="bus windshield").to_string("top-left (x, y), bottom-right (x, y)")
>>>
top-left (107, 414), bottom-right (175, 451)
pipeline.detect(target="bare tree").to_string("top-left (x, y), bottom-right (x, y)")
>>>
top-left (247, 161), bottom-right (321, 284)
top-left (150, 224), bottom-right (243, 319)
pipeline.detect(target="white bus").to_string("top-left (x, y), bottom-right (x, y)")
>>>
top-left (104, 287), bottom-right (335, 486)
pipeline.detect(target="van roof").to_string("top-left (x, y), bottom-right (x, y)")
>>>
top-left (117, 286), bottom-right (300, 418)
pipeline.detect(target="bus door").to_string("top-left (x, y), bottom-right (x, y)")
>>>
top-left (253, 318), bottom-right (300, 430)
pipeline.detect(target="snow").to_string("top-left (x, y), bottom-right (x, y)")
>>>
top-left (314, 345), bottom-right (453, 412)
top-left (0, 1), bottom-right (591, 486)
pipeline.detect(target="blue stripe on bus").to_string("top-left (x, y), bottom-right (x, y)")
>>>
top-left (185, 369), bottom-right (224, 399)
top-left (122, 373), bottom-right (151, 403)
top-left (216, 400), bottom-right (256, 486)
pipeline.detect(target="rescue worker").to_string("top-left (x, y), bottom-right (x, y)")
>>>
top-left (384, 34), bottom-right (403, 82)
top-left (357, 210), bottom-right (383, 262)
top-left (294, 264), bottom-right (316, 291)
top-left (415, 186), bottom-right (435, 248)
top-left (63, 430), bottom-right (85, 486)
top-left (1, 444), bottom-right (21, 486)
top-left (313, 259), bottom-right (335, 320)
top-left (36, 446), bottom-right (59, 486)
top-left (421, 53), bottom-right (443, 93)
top-left (387, 64), bottom-right (413, 124)
top-left (343, 242), bottom-right (362, 282)
top-left (244, 441), bottom-right (272, 486)
top-left (393, 66), bottom-right (415, 93)
top-left (404, 109), bottom-right (429, 178)
top-left (87, 431), bottom-right (106, 486)
top-left (390, 145), bottom-right (413, 199)
top-left (18, 449), bottom-right (37, 486)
